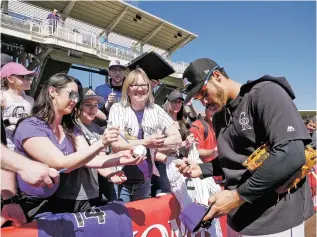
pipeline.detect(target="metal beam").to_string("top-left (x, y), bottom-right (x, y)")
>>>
top-left (60, 0), bottom-right (77, 21)
top-left (137, 22), bottom-right (164, 47)
top-left (100, 6), bottom-right (129, 37)
top-left (167, 36), bottom-right (192, 55)
top-left (27, 47), bottom-right (53, 70)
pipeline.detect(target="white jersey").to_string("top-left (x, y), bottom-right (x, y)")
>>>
top-left (2, 91), bottom-right (34, 150)
top-left (108, 102), bottom-right (173, 175)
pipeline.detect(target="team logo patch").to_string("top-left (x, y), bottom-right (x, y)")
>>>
top-left (239, 112), bottom-right (252, 131)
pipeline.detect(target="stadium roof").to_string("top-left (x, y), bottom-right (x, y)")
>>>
top-left (25, 1), bottom-right (198, 53)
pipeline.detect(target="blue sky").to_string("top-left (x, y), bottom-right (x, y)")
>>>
top-left (70, 1), bottom-right (316, 112)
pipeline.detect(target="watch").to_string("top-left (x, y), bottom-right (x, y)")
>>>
top-left (1, 195), bottom-right (20, 206)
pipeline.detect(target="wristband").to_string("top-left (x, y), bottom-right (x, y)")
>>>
top-left (1, 195), bottom-right (21, 206)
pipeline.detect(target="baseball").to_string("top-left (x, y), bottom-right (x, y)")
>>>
top-left (133, 145), bottom-right (147, 157)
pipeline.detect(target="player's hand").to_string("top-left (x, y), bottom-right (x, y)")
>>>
top-left (107, 93), bottom-right (117, 104)
top-left (108, 171), bottom-right (127, 184)
top-left (175, 158), bottom-right (202, 178)
top-left (102, 126), bottom-right (119, 146)
top-left (118, 149), bottom-right (146, 165)
top-left (1, 204), bottom-right (27, 227)
top-left (144, 135), bottom-right (166, 148)
top-left (18, 163), bottom-right (59, 188)
top-left (202, 190), bottom-right (245, 221)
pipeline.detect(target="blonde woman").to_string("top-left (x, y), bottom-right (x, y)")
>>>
top-left (108, 68), bottom-right (182, 202)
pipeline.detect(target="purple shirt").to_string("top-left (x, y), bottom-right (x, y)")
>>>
top-left (123, 110), bottom-right (152, 182)
top-left (14, 117), bottom-right (76, 198)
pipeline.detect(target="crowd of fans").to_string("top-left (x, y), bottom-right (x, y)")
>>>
top-left (1, 54), bottom-right (315, 237)
top-left (0, 55), bottom-right (220, 228)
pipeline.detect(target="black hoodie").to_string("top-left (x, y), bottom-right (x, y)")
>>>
top-left (211, 75), bottom-right (313, 235)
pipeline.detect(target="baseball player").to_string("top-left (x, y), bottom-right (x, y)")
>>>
top-left (178, 58), bottom-right (314, 236)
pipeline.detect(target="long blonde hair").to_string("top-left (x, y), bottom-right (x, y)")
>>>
top-left (121, 68), bottom-right (155, 107)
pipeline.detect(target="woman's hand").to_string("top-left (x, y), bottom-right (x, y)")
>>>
top-left (101, 126), bottom-right (119, 146)
top-left (107, 171), bottom-right (127, 184)
top-left (144, 135), bottom-right (166, 148)
top-left (117, 149), bottom-right (147, 165)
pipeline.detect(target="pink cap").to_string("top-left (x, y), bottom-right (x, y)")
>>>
top-left (0, 62), bottom-right (38, 79)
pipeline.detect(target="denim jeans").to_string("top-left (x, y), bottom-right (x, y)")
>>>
top-left (118, 179), bottom-right (151, 203)
top-left (151, 162), bottom-right (171, 196)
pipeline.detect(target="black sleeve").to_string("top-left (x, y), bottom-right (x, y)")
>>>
top-left (237, 140), bottom-right (306, 203)
top-left (254, 82), bottom-right (311, 146)
top-left (311, 131), bottom-right (316, 149)
top-left (1, 115), bottom-right (7, 145)
top-left (198, 158), bottom-right (224, 178)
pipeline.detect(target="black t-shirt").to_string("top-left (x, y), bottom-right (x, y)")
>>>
top-left (1, 115), bottom-right (7, 145)
top-left (213, 77), bottom-right (313, 235)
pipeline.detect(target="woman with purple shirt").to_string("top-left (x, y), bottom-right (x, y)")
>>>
top-left (13, 73), bottom-right (146, 222)
top-left (108, 68), bottom-right (182, 202)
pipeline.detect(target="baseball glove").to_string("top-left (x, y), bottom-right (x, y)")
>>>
top-left (243, 143), bottom-right (316, 193)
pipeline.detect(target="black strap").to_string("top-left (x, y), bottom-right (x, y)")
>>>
top-left (192, 119), bottom-right (209, 140)
top-left (200, 119), bottom-right (209, 140)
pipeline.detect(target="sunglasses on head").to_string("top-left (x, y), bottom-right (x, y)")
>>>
top-left (193, 66), bottom-right (220, 100)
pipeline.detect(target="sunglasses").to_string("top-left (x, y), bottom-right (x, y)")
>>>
top-left (193, 66), bottom-right (220, 100)
top-left (13, 75), bottom-right (33, 82)
top-left (61, 90), bottom-right (79, 101)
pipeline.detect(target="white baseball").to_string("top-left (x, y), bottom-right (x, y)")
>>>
top-left (133, 145), bottom-right (147, 157)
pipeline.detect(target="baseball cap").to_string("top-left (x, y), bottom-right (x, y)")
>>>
top-left (182, 58), bottom-right (221, 103)
top-left (109, 60), bottom-right (126, 70)
top-left (0, 62), bottom-right (38, 79)
top-left (82, 87), bottom-right (105, 104)
top-left (1, 53), bottom-right (13, 68)
top-left (167, 90), bottom-right (184, 102)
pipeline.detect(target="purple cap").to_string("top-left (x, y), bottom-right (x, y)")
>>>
top-left (179, 202), bottom-right (213, 233)
top-left (0, 62), bottom-right (38, 79)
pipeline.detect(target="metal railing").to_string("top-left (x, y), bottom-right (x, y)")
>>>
top-left (1, 13), bottom-right (189, 74)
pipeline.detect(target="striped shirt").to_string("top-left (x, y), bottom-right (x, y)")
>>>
top-left (108, 102), bottom-right (173, 179)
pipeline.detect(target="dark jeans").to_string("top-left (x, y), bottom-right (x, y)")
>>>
top-left (98, 174), bottom-right (118, 202)
top-left (118, 179), bottom-right (151, 203)
top-left (151, 162), bottom-right (171, 197)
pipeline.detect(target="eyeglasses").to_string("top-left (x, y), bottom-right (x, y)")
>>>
top-left (193, 66), bottom-right (220, 100)
top-left (110, 68), bottom-right (124, 73)
top-left (130, 84), bottom-right (149, 89)
top-left (61, 90), bottom-right (79, 101)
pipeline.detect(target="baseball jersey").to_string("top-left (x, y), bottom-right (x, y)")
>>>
top-left (108, 103), bottom-right (174, 180)
top-left (37, 202), bottom-right (133, 237)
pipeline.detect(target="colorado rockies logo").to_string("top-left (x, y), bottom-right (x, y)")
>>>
top-left (239, 112), bottom-right (252, 131)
